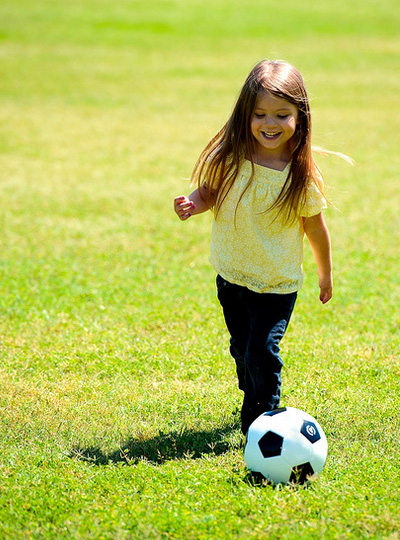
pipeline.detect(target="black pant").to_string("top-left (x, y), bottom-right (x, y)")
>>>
top-left (216, 275), bottom-right (297, 434)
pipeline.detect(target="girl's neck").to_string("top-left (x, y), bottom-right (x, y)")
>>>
top-left (251, 153), bottom-right (290, 172)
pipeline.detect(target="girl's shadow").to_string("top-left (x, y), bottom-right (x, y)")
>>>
top-left (71, 423), bottom-right (241, 466)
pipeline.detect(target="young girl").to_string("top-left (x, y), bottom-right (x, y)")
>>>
top-left (174, 59), bottom-right (334, 435)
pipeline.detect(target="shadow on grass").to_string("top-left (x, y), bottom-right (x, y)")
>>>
top-left (70, 423), bottom-right (241, 466)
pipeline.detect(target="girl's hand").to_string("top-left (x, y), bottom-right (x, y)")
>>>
top-left (319, 274), bottom-right (333, 304)
top-left (174, 196), bottom-right (195, 220)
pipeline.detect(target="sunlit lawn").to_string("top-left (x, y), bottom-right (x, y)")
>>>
top-left (0, 0), bottom-right (399, 538)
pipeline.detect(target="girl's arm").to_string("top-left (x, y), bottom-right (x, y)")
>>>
top-left (303, 212), bottom-right (333, 304)
top-left (174, 185), bottom-right (210, 221)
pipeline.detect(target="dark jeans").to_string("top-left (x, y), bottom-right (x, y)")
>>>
top-left (216, 275), bottom-right (297, 434)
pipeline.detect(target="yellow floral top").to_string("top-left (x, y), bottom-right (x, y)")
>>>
top-left (209, 160), bottom-right (327, 294)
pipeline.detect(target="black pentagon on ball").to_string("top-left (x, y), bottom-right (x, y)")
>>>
top-left (300, 420), bottom-right (321, 443)
top-left (289, 462), bottom-right (315, 484)
top-left (258, 430), bottom-right (284, 458)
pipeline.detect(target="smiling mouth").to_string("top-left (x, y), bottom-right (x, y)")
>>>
top-left (262, 131), bottom-right (280, 139)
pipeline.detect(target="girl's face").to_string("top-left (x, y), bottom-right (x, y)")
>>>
top-left (250, 92), bottom-right (298, 162)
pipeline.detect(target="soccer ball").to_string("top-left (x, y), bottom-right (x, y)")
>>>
top-left (244, 407), bottom-right (328, 485)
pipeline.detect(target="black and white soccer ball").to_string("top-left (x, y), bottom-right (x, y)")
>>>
top-left (244, 407), bottom-right (328, 485)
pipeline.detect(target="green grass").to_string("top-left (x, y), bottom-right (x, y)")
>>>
top-left (1, 0), bottom-right (400, 538)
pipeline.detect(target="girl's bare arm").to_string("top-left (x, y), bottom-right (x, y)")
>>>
top-left (303, 212), bottom-right (333, 304)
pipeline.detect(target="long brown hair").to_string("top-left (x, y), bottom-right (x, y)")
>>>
top-left (191, 60), bottom-right (326, 223)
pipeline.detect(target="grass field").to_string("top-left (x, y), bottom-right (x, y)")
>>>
top-left (1, 0), bottom-right (400, 538)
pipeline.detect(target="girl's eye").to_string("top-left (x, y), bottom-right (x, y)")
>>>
top-left (254, 113), bottom-right (264, 118)
top-left (277, 114), bottom-right (289, 119)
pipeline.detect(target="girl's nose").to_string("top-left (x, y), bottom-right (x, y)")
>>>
top-left (264, 115), bottom-right (277, 126)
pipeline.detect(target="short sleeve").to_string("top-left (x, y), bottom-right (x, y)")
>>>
top-left (299, 181), bottom-right (327, 217)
